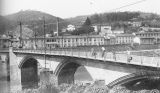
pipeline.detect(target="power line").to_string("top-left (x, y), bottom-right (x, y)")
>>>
top-left (28, 20), bottom-right (67, 27)
top-left (108, 0), bottom-right (147, 12)
top-left (28, 0), bottom-right (147, 28)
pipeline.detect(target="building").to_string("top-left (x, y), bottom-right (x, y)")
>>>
top-left (130, 22), bottom-right (141, 27)
top-left (45, 35), bottom-right (106, 48)
top-left (67, 25), bottom-right (76, 31)
top-left (115, 34), bottom-right (135, 45)
top-left (0, 37), bottom-right (9, 48)
top-left (140, 27), bottom-right (160, 31)
top-left (99, 26), bottom-right (112, 36)
top-left (22, 35), bottom-right (118, 49)
top-left (92, 25), bottom-right (100, 32)
top-left (112, 29), bottom-right (124, 34)
top-left (136, 31), bottom-right (160, 44)
top-left (22, 33), bottom-right (138, 49)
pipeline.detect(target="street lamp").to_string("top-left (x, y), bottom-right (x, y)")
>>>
top-left (33, 25), bottom-right (39, 49)
top-left (127, 35), bottom-right (141, 63)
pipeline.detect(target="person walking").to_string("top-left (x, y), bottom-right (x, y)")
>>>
top-left (127, 50), bottom-right (132, 63)
top-left (101, 47), bottom-right (106, 57)
top-left (91, 48), bottom-right (96, 57)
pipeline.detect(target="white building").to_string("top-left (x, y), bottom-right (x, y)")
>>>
top-left (136, 31), bottom-right (160, 44)
top-left (100, 26), bottom-right (112, 36)
top-left (115, 34), bottom-right (134, 44)
top-left (67, 24), bottom-right (75, 31)
top-left (112, 30), bottom-right (124, 34)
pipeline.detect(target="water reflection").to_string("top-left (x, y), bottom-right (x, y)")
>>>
top-left (123, 77), bottom-right (160, 90)
top-left (0, 60), bottom-right (10, 93)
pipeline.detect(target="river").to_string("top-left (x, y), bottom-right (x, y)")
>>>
top-left (0, 60), bottom-right (10, 93)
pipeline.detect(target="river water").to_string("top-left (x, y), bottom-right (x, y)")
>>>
top-left (0, 60), bottom-right (10, 93)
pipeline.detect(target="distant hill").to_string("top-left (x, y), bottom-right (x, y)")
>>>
top-left (6, 10), bottom-right (61, 23)
top-left (4, 10), bottom-right (69, 36)
top-left (1, 10), bottom-right (160, 37)
top-left (66, 12), bottom-right (160, 26)
top-left (65, 16), bottom-right (87, 25)
top-left (0, 15), bottom-right (15, 35)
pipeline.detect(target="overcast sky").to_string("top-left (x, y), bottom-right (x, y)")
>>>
top-left (1, 0), bottom-right (160, 18)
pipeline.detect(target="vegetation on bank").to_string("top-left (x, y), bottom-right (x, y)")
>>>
top-left (10, 82), bottom-right (159, 93)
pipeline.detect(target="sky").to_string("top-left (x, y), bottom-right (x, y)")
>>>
top-left (0, 0), bottom-right (160, 18)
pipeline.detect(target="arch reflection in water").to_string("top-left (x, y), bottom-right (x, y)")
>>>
top-left (123, 77), bottom-right (160, 90)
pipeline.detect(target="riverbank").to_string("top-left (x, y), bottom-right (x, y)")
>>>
top-left (9, 82), bottom-right (160, 93)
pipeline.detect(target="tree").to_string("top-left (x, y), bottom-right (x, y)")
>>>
top-left (90, 14), bottom-right (102, 24)
top-left (83, 17), bottom-right (91, 26)
top-left (71, 17), bottom-right (94, 35)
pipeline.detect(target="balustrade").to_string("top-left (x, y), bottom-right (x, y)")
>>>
top-left (1, 48), bottom-right (160, 68)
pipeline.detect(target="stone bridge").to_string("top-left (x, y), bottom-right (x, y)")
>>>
top-left (0, 48), bottom-right (160, 91)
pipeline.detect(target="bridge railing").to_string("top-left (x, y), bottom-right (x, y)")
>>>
top-left (0, 48), bottom-right (9, 53)
top-left (13, 48), bottom-right (160, 68)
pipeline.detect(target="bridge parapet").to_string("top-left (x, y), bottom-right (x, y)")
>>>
top-left (13, 49), bottom-right (160, 68)
top-left (0, 48), bottom-right (9, 53)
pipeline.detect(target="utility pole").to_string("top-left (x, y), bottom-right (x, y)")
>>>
top-left (34, 23), bottom-right (37, 48)
top-left (57, 17), bottom-right (59, 36)
top-left (19, 21), bottom-right (22, 48)
top-left (43, 16), bottom-right (47, 69)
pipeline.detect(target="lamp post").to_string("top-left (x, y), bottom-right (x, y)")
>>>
top-left (154, 50), bottom-right (160, 67)
top-left (19, 21), bottom-right (23, 48)
top-left (34, 25), bottom-right (38, 49)
top-left (127, 35), bottom-right (141, 63)
top-left (43, 16), bottom-right (47, 69)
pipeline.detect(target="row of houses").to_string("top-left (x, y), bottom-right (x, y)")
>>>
top-left (21, 32), bottom-right (160, 49)
top-left (136, 31), bottom-right (160, 44)
top-left (1, 31), bottom-right (160, 49)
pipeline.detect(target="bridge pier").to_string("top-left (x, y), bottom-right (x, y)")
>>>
top-left (9, 47), bottom-right (22, 91)
top-left (40, 69), bottom-right (58, 86)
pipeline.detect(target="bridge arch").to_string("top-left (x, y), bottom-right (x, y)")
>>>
top-left (54, 58), bottom-right (93, 85)
top-left (108, 71), bottom-right (160, 89)
top-left (55, 60), bottom-right (81, 85)
top-left (19, 56), bottom-right (39, 88)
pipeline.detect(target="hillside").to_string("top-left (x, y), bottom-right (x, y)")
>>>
top-left (4, 10), bottom-right (69, 36)
top-left (65, 16), bottom-right (87, 25)
top-left (66, 12), bottom-right (160, 26)
top-left (1, 11), bottom-right (160, 37)
top-left (6, 10), bottom-right (61, 23)
top-left (0, 15), bottom-right (16, 35)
